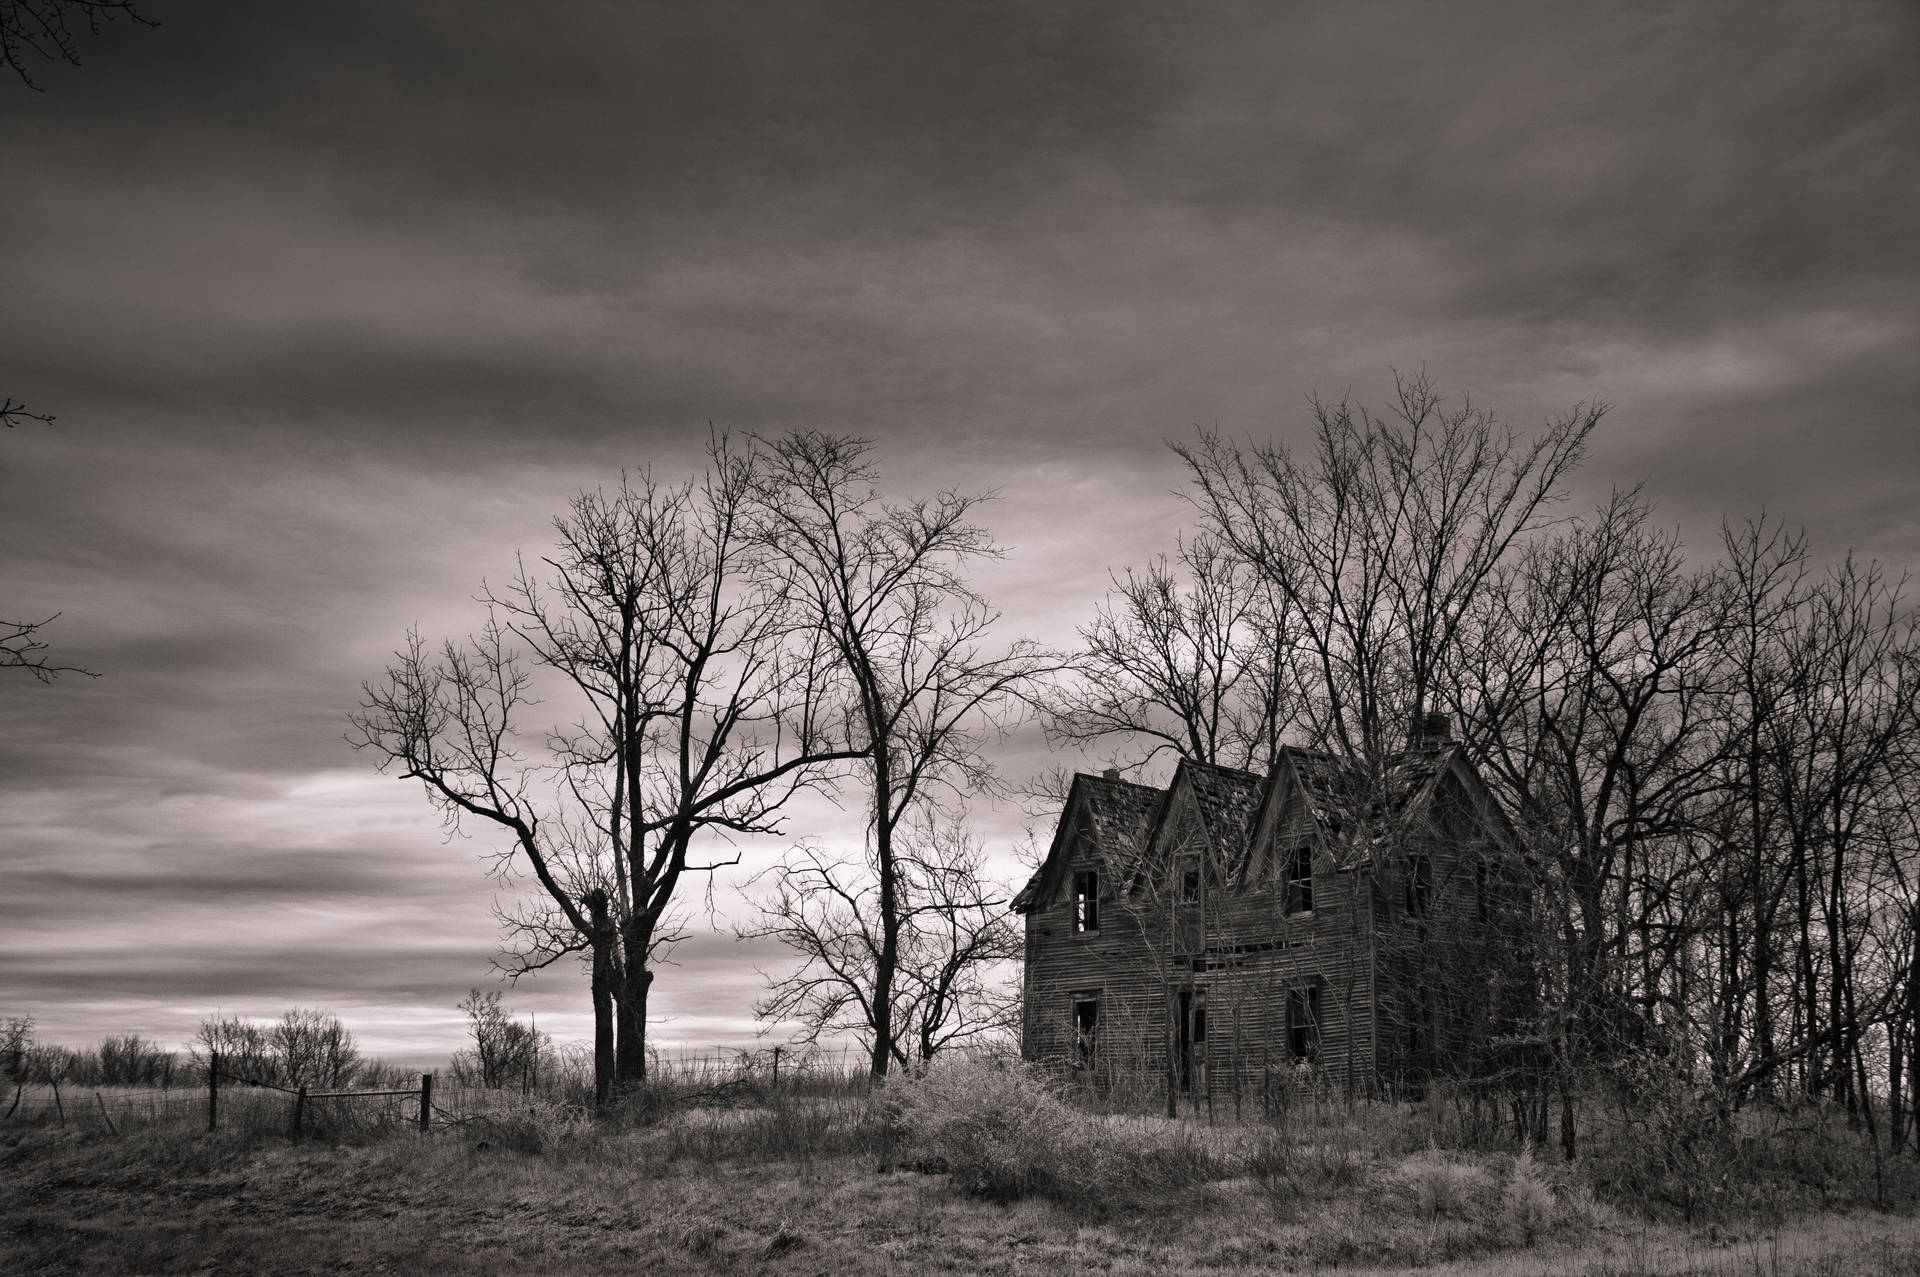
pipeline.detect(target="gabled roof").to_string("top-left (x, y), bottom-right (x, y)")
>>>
top-left (1012, 741), bottom-right (1515, 913)
top-left (1156, 758), bottom-right (1265, 868)
top-left (1010, 771), bottom-right (1160, 913)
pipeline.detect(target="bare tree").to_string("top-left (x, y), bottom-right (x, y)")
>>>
top-left (744, 807), bottom-right (1019, 1066)
top-left (191, 1014), bottom-right (275, 1082)
top-left (270, 1007), bottom-right (361, 1090)
top-left (1458, 491), bottom-right (1730, 1156)
top-left (1177, 372), bottom-right (1599, 770)
top-left (352, 443), bottom-right (857, 1103)
top-left (1, 0), bottom-right (150, 89)
top-left (749, 432), bottom-right (1059, 1079)
top-left (452, 989), bottom-right (547, 1091)
top-left (1046, 535), bottom-right (1295, 775)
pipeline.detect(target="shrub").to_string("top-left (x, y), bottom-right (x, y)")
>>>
top-left (886, 1054), bottom-right (1225, 1216)
top-left (1505, 1148), bottom-right (1553, 1244)
top-left (1401, 1148), bottom-right (1495, 1219)
top-left (463, 1092), bottom-right (596, 1156)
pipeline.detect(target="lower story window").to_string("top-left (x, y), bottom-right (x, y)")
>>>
top-left (1071, 992), bottom-right (1100, 1066)
top-left (1287, 986), bottom-right (1321, 1062)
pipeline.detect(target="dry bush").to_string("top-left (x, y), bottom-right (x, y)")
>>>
top-left (652, 1092), bottom-right (889, 1165)
top-left (886, 1054), bottom-right (1229, 1216)
top-left (441, 1091), bottom-right (595, 1156)
top-left (1399, 1147), bottom-right (1497, 1219)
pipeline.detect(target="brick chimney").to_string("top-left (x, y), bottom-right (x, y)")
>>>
top-left (1102, 767), bottom-right (1120, 780)
top-left (1408, 712), bottom-right (1452, 750)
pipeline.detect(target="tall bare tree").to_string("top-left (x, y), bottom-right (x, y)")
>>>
top-left (353, 442), bottom-right (856, 1102)
top-left (1046, 535), bottom-right (1295, 775)
top-left (1176, 372), bottom-right (1599, 770)
top-left (749, 433), bottom-right (1058, 1079)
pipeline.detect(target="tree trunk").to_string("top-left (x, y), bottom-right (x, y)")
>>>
top-left (614, 949), bottom-right (651, 1093)
top-left (587, 890), bottom-right (615, 1109)
top-left (868, 760), bottom-right (899, 1081)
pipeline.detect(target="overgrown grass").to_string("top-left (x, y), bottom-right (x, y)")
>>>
top-left (7, 1055), bottom-right (1920, 1274)
top-left (7, 1113), bottom-right (1915, 1276)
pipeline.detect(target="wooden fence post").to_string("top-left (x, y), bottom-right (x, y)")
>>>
top-left (208, 1051), bottom-right (219, 1133)
top-left (418, 1072), bottom-right (432, 1133)
top-left (291, 1085), bottom-right (307, 1141)
top-left (772, 1046), bottom-right (782, 1092)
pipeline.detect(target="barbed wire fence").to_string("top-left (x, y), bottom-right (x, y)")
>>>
top-left (0, 1041), bottom-right (897, 1142)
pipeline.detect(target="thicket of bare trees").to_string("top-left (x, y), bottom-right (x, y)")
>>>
top-left (451, 989), bottom-right (548, 1091)
top-left (190, 1008), bottom-right (362, 1088)
top-left (1057, 374), bottom-right (1920, 1159)
top-left (356, 434), bottom-right (1042, 1096)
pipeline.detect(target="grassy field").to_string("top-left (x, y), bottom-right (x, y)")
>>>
top-left (5, 1073), bottom-right (1919, 1275)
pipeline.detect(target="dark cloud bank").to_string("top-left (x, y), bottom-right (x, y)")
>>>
top-left (2, 0), bottom-right (1916, 1063)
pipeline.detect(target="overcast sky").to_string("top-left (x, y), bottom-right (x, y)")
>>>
top-left (2, 1), bottom-right (1916, 1067)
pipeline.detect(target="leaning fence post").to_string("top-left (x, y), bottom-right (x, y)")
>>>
top-left (95, 1091), bottom-right (118, 1136)
top-left (772, 1045), bottom-right (781, 1092)
top-left (418, 1072), bottom-right (432, 1133)
top-left (291, 1085), bottom-right (307, 1141)
top-left (208, 1051), bottom-right (219, 1133)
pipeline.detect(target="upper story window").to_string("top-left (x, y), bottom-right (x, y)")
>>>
top-left (1285, 842), bottom-right (1314, 914)
top-left (1179, 860), bottom-right (1201, 904)
top-left (1406, 852), bottom-right (1433, 918)
top-left (1073, 870), bottom-right (1100, 933)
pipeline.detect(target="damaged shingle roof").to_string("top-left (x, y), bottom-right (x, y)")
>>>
top-left (1178, 759), bottom-right (1265, 862)
top-left (1013, 743), bottom-right (1479, 910)
top-left (1010, 772), bottom-right (1160, 912)
top-left (1317, 743), bottom-right (1463, 869)
top-left (1080, 773), bottom-right (1162, 855)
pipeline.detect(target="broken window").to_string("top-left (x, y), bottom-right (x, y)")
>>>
top-left (1072, 992), bottom-right (1099, 1066)
top-left (1073, 870), bottom-right (1100, 933)
top-left (1405, 852), bottom-right (1432, 919)
top-left (1287, 986), bottom-right (1320, 1062)
top-left (1285, 842), bottom-right (1314, 914)
top-left (1176, 987), bottom-right (1207, 1091)
top-left (1179, 859), bottom-right (1201, 904)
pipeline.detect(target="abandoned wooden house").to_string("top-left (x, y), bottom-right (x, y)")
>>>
top-left (1013, 714), bottom-right (1534, 1100)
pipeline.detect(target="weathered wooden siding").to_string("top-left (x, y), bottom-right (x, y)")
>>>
top-left (1020, 751), bottom-right (1532, 1102)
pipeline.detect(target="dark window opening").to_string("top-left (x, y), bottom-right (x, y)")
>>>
top-left (1286, 843), bottom-right (1314, 914)
top-left (1406, 853), bottom-right (1432, 918)
top-left (1074, 870), bottom-right (1100, 933)
top-left (1180, 861), bottom-right (1201, 903)
top-left (1287, 986), bottom-right (1320, 1062)
top-left (1176, 987), bottom-right (1207, 1091)
top-left (1072, 994), bottom-right (1099, 1066)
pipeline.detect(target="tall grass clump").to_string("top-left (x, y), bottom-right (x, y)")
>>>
top-left (886, 1055), bottom-right (1226, 1216)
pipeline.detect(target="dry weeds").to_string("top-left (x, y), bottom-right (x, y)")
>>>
top-left (2, 1115), bottom-right (1917, 1276)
